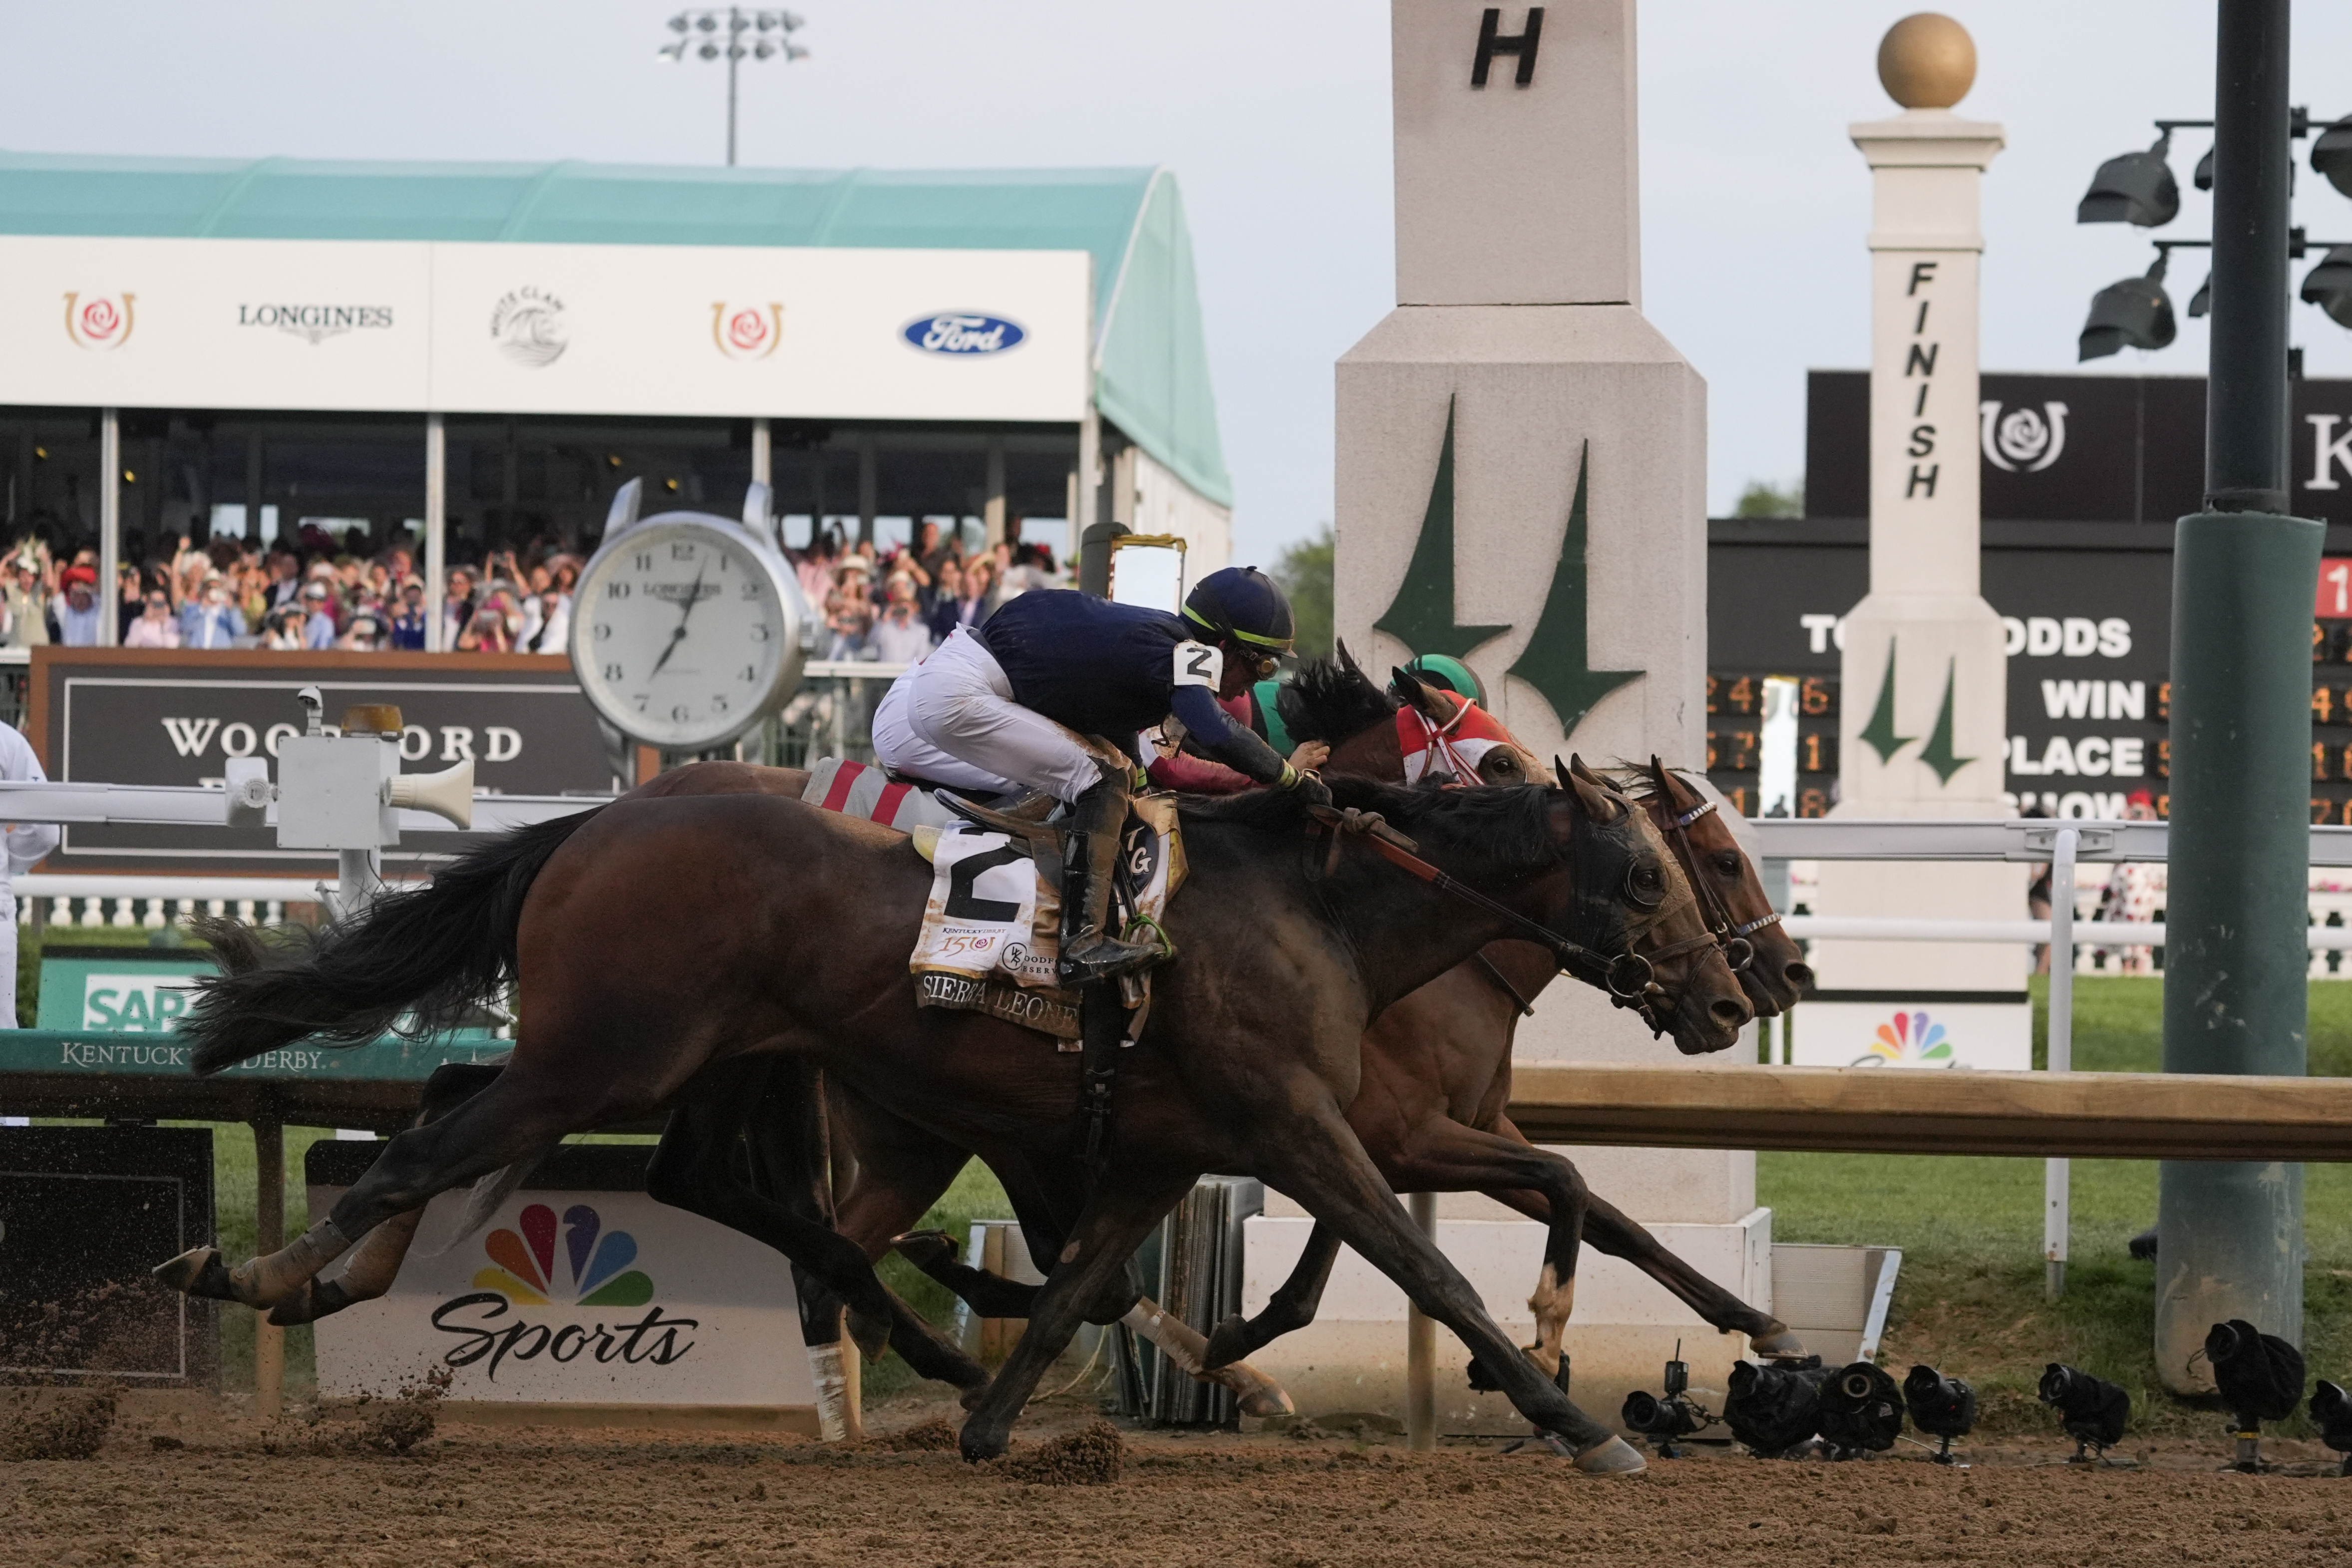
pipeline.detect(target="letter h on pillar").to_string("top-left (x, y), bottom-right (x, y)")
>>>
top-left (1472, 7), bottom-right (1544, 87)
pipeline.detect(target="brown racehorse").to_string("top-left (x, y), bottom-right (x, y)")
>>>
top-left (160, 768), bottom-right (1746, 1471)
top-left (210, 657), bottom-right (1805, 1407)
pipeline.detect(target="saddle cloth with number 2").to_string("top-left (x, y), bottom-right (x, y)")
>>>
top-left (908, 794), bottom-right (1184, 1044)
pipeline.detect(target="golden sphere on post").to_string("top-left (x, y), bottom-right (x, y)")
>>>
top-left (1877, 13), bottom-right (1977, 109)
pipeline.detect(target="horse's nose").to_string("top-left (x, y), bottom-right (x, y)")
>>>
top-left (1784, 959), bottom-right (1816, 995)
top-left (1709, 996), bottom-right (1750, 1030)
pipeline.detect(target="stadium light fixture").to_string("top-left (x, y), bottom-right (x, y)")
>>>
top-left (2078, 132), bottom-right (2181, 228)
top-left (658, 8), bottom-right (810, 166)
top-left (2314, 117), bottom-right (2352, 200)
top-left (2079, 247), bottom-right (2193, 361)
top-left (2303, 246), bottom-right (2352, 330)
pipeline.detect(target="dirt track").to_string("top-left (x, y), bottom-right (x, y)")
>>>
top-left (6, 1394), bottom-right (2352, 1568)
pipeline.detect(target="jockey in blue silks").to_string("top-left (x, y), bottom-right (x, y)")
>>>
top-left (872, 567), bottom-right (1330, 985)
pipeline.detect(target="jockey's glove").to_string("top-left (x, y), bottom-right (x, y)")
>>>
top-left (1281, 765), bottom-right (1333, 809)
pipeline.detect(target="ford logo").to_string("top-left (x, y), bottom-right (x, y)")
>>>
top-left (903, 313), bottom-right (1026, 355)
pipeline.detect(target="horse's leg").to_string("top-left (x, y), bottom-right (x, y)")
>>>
top-left (1202, 1221), bottom-right (1343, 1368)
top-left (1473, 1112), bottom-right (1800, 1354)
top-left (644, 1065), bottom-right (989, 1390)
top-left (155, 1062), bottom-right (588, 1309)
top-left (954, 1170), bottom-right (1200, 1461)
top-left (267, 1061), bottom-right (510, 1327)
top-left (1256, 1104), bottom-right (1644, 1474)
top-left (1366, 1119), bottom-right (1592, 1380)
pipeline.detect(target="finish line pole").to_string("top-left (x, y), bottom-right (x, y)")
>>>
top-left (2156, 0), bottom-right (2317, 1392)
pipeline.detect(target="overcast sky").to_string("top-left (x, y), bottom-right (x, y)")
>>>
top-left (4, 2), bottom-right (2351, 560)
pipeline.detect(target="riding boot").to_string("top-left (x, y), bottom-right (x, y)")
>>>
top-left (1054, 773), bottom-right (1161, 988)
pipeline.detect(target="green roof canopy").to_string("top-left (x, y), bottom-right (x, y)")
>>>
top-left (0, 153), bottom-right (1231, 506)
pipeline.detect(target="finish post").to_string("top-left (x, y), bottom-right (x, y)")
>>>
top-left (2156, 0), bottom-right (2316, 1392)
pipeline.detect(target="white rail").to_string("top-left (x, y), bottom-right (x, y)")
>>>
top-left (1748, 816), bottom-right (2352, 866)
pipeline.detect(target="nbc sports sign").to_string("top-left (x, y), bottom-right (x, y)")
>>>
top-left (309, 1143), bottom-right (816, 1416)
top-left (1785, 992), bottom-right (2031, 1073)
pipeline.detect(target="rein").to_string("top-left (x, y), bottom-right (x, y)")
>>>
top-left (1303, 804), bottom-right (1658, 1002)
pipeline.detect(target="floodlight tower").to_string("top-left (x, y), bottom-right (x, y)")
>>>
top-left (660, 8), bottom-right (809, 167)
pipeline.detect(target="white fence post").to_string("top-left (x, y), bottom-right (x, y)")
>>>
top-left (2044, 827), bottom-right (2077, 1302)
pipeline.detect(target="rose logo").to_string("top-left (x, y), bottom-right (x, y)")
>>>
top-left (710, 302), bottom-right (783, 361)
top-left (62, 292), bottom-right (136, 352)
top-left (1979, 399), bottom-right (2070, 473)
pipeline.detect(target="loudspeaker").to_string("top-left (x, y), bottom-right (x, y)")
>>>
top-left (387, 757), bottom-right (474, 830)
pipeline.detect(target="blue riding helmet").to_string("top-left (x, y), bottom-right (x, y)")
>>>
top-left (1182, 567), bottom-right (1295, 653)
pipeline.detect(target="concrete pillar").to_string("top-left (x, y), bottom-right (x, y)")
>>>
top-left (1810, 21), bottom-right (2021, 994)
top-left (97, 409), bottom-right (119, 646)
top-left (424, 414), bottom-right (447, 653)
top-left (1325, 0), bottom-right (1753, 1427)
top-left (984, 437), bottom-right (1008, 547)
top-left (856, 434), bottom-right (878, 549)
top-left (750, 416), bottom-right (772, 488)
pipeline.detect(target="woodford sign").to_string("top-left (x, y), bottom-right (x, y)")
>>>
top-left (27, 648), bottom-right (618, 874)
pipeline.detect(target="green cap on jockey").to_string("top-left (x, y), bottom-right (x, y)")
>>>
top-left (1398, 653), bottom-right (1486, 708)
top-left (1254, 677), bottom-right (1295, 756)
top-left (1182, 566), bottom-right (1295, 651)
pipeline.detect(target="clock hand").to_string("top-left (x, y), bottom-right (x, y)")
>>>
top-left (647, 564), bottom-right (708, 677)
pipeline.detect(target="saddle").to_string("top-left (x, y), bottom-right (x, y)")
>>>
top-left (798, 757), bottom-right (1182, 1046)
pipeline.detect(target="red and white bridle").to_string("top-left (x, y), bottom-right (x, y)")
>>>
top-left (1397, 699), bottom-right (1521, 785)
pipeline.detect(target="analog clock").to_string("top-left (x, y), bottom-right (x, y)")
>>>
top-left (571, 480), bottom-right (811, 751)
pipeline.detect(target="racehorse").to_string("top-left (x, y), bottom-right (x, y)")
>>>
top-left (161, 766), bottom-right (1745, 1471)
top-left (179, 654), bottom-right (1802, 1412)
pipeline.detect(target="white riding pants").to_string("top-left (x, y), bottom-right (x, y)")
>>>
top-left (871, 627), bottom-right (1105, 802)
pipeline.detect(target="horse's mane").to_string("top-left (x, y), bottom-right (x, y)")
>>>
top-left (1177, 774), bottom-right (1562, 867)
top-left (1275, 641), bottom-right (1396, 745)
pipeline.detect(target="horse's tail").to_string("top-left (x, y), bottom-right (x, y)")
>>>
top-left (182, 806), bottom-right (605, 1075)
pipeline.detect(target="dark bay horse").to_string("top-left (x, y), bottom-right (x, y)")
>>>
top-left (205, 658), bottom-right (1801, 1410)
top-left (161, 772), bottom-right (1746, 1470)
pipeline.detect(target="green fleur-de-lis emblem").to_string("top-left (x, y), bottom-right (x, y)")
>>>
top-left (1373, 403), bottom-right (1641, 740)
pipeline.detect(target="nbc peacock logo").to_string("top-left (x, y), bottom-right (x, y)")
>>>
top-left (433, 1201), bottom-right (697, 1380)
top-left (475, 1202), bottom-right (653, 1307)
top-left (1853, 1009), bottom-right (1956, 1067)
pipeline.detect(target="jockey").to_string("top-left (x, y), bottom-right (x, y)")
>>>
top-left (872, 567), bottom-right (1330, 985)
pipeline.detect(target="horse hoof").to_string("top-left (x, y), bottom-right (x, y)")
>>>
top-left (1572, 1436), bottom-right (1648, 1476)
top-left (846, 1308), bottom-right (892, 1362)
top-left (1750, 1327), bottom-right (1810, 1360)
top-left (1235, 1382), bottom-right (1297, 1419)
top-left (153, 1246), bottom-right (238, 1302)
top-left (958, 1423), bottom-right (1009, 1463)
top-left (889, 1230), bottom-right (959, 1273)
top-left (1202, 1314), bottom-right (1251, 1371)
top-left (267, 1277), bottom-right (350, 1327)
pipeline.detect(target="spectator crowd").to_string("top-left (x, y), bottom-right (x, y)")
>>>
top-left (0, 517), bottom-right (1055, 659)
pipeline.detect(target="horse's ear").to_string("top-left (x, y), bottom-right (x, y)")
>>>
top-left (1648, 753), bottom-right (1680, 801)
top-left (1565, 753), bottom-right (1620, 823)
top-left (1391, 664), bottom-right (1449, 722)
top-left (1335, 639), bottom-right (1361, 681)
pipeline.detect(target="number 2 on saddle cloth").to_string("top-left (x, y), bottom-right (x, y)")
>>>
top-left (907, 793), bottom-right (1184, 1050)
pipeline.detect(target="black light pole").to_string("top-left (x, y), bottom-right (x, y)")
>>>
top-left (2157, 0), bottom-right (2318, 1384)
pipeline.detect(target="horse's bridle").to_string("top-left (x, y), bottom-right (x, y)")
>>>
top-left (1302, 803), bottom-right (1690, 1008)
top-left (1655, 795), bottom-right (1782, 976)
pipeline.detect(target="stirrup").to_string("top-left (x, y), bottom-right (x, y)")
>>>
top-left (1055, 933), bottom-right (1160, 987)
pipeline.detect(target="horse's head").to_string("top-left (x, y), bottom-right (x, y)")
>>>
top-left (1390, 664), bottom-right (1553, 787)
top-left (1631, 756), bottom-right (1813, 1017)
top-left (1546, 757), bottom-right (1752, 1055)
top-left (1276, 641), bottom-right (1552, 787)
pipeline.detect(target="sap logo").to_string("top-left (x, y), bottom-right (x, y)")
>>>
top-left (81, 973), bottom-right (200, 1032)
top-left (902, 313), bottom-right (1025, 355)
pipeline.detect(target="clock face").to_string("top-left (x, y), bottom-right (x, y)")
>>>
top-left (574, 519), bottom-right (793, 749)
